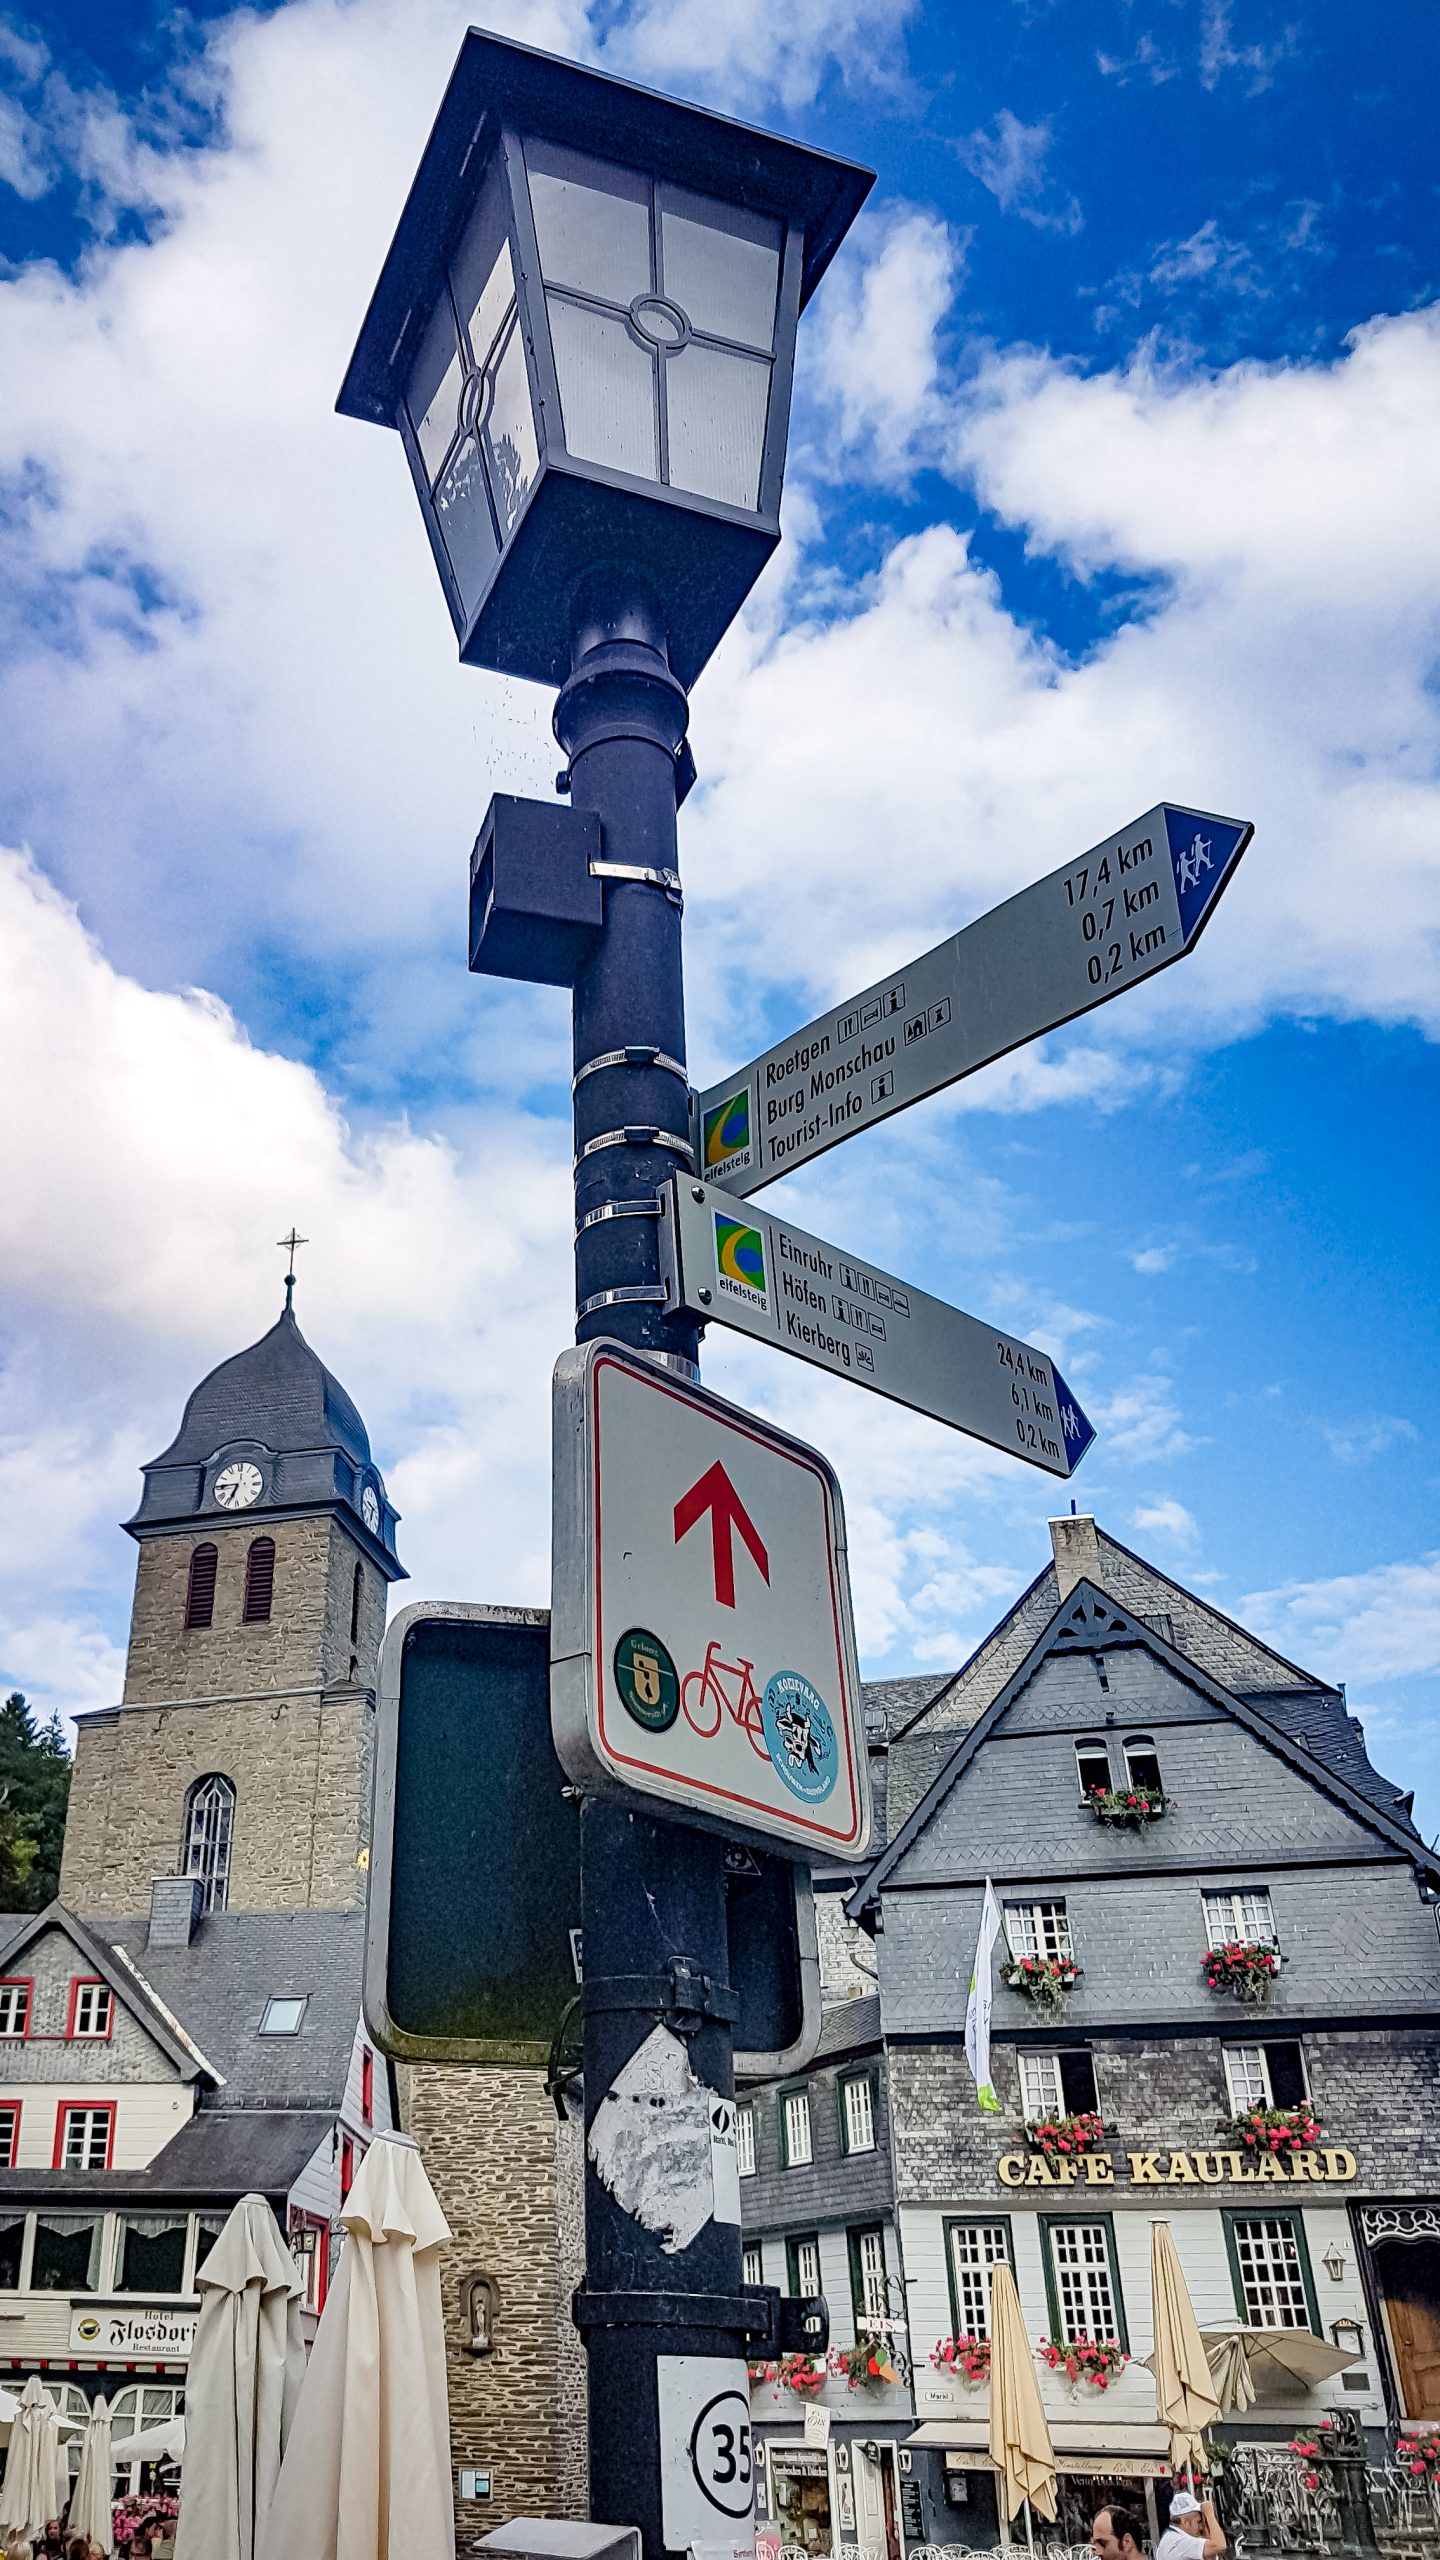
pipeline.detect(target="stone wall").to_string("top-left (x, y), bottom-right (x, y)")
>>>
top-left (402, 2061), bottom-right (587, 2547)
top-left (122, 1515), bottom-right (384, 1704)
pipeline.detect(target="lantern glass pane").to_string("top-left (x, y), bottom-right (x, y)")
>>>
top-left (665, 339), bottom-right (769, 509)
top-left (659, 189), bottom-right (780, 352)
top-left (548, 295), bottom-right (658, 481)
top-left (451, 169), bottom-right (516, 368)
top-left (408, 295), bottom-right (465, 487)
top-left (527, 140), bottom-right (651, 306)
top-left (483, 317), bottom-right (539, 535)
top-left (434, 433), bottom-right (500, 613)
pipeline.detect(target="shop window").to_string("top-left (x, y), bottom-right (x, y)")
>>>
top-left (242, 1536), bottom-right (276, 1624)
top-left (1005, 1900), bottom-right (1072, 1962)
top-left (786, 2232), bottom-right (821, 2298)
top-left (192, 2211), bottom-right (228, 2284)
top-left (0, 2214), bottom-right (24, 2289)
top-left (839, 2071), bottom-right (876, 2155)
top-left (1226, 2212), bottom-right (1317, 2330)
top-left (768, 2445), bottom-right (831, 2553)
top-left (1205, 1887), bottom-right (1277, 1947)
top-left (184, 1542), bottom-right (218, 1630)
top-left (110, 2385), bottom-right (184, 2489)
top-left (1123, 1734), bottom-right (1163, 1793)
top-left (1223, 2040), bottom-right (1307, 2112)
top-left (1043, 2216), bottom-right (1127, 2347)
top-left (31, 2212), bottom-right (105, 2292)
top-left (848, 2224), bottom-right (888, 2324)
top-left (114, 2214), bottom-right (188, 2294)
top-left (0, 1978), bottom-right (32, 2038)
top-left (67, 1978), bottom-right (114, 2039)
top-left (0, 2103), bottom-right (19, 2168)
top-left (1020, 2050), bottom-right (1098, 2120)
top-left (735, 2104), bottom-right (756, 2177)
top-left (182, 1773), bottom-right (235, 1914)
top-left (1075, 1736), bottom-right (1111, 1798)
top-left (780, 2087), bottom-right (812, 2168)
top-left (55, 2104), bottom-right (115, 2172)
top-left (946, 2219), bottom-right (1011, 2338)
top-left (742, 2241), bottom-right (764, 2288)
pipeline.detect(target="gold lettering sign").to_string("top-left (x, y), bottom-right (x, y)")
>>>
top-left (996, 2147), bottom-right (1357, 2187)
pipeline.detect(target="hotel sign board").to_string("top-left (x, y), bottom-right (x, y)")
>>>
top-left (70, 2302), bottom-right (199, 2357)
top-left (995, 2146), bottom-right (1358, 2189)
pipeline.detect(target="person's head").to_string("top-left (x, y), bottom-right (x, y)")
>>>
top-left (1093, 2504), bottom-right (1148, 2560)
top-left (1168, 2491), bottom-right (1204, 2531)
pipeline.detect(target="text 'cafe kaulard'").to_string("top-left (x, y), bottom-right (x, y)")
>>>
top-left (995, 2146), bottom-right (1359, 2190)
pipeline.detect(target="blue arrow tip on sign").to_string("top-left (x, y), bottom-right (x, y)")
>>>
top-left (1052, 1367), bottom-right (1096, 1472)
top-left (1163, 807), bottom-right (1250, 946)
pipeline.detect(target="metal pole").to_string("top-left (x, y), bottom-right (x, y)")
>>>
top-left (556, 590), bottom-right (744, 2556)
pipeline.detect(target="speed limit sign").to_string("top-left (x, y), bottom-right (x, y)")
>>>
top-left (658, 2356), bottom-right (755, 2551)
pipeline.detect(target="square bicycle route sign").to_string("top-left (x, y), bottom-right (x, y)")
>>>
top-left (550, 1340), bottom-right (871, 1860)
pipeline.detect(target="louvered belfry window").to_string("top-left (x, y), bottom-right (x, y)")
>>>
top-left (243, 1536), bottom-right (276, 1624)
top-left (184, 1543), bottom-right (218, 1629)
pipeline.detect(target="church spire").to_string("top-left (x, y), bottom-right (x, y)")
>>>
top-left (276, 1226), bottom-right (309, 1314)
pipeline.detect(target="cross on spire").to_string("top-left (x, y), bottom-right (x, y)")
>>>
top-left (277, 1228), bottom-right (309, 1310)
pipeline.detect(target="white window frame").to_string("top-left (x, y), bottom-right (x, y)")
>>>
top-left (0, 1981), bottom-right (30, 2038)
top-left (183, 1773), bottom-right (235, 1916)
top-left (1230, 2214), bottom-right (1312, 2330)
top-left (70, 1980), bottom-right (113, 2039)
top-left (1046, 2219), bottom-right (1124, 2344)
top-left (853, 2225), bottom-right (888, 2324)
top-left (782, 2088), bottom-right (812, 2168)
top-left (1122, 1733), bottom-right (1163, 1789)
top-left (1075, 1736), bottom-right (1111, 1794)
top-left (110, 2383), bottom-right (184, 2490)
top-left (946, 2220), bottom-right (1010, 2338)
top-left (111, 2210), bottom-right (191, 2297)
top-left (59, 2107), bottom-right (114, 2172)
top-left (1005, 1900), bottom-right (1072, 1962)
top-left (1205, 1887), bottom-right (1277, 1947)
top-left (1019, 2053), bottom-right (1066, 2119)
top-left (842, 2073), bottom-right (876, 2155)
top-left (790, 2233), bottom-right (821, 2297)
top-left (742, 2242), bottom-right (764, 2287)
top-left (1223, 2041), bottom-right (1308, 2113)
top-left (258, 1996), bottom-right (307, 2037)
top-left (735, 2104), bottom-right (756, 2178)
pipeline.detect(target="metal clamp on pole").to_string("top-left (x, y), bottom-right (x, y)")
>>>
top-left (575, 1199), bottom-right (663, 1236)
top-left (576, 1285), bottom-right (669, 1319)
top-left (573, 1045), bottom-right (689, 1090)
top-left (580, 1961), bottom-right (739, 2030)
top-left (590, 860), bottom-right (684, 909)
top-left (576, 1125), bottom-right (695, 1165)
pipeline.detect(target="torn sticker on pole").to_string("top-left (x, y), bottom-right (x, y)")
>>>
top-left (588, 2023), bottom-right (730, 2253)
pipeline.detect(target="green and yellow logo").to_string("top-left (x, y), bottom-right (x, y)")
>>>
top-left (703, 1086), bottom-right (751, 1168)
top-left (715, 1216), bottom-right (767, 1294)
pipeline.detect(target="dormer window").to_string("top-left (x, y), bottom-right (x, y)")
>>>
top-left (67, 1981), bottom-right (113, 2040)
top-left (1075, 1736), bottom-right (1111, 1798)
top-left (243, 1537), bottom-right (276, 1624)
top-left (184, 1544), bottom-right (218, 1631)
top-left (1123, 1734), bottom-right (1163, 1794)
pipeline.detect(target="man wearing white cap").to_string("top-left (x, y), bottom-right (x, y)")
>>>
top-left (1155, 2487), bottom-right (1226, 2560)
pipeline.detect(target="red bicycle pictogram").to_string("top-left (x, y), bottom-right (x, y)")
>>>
top-left (682, 1639), bottom-right (770, 1760)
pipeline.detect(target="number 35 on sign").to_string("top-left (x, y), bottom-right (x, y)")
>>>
top-left (658, 2356), bottom-right (754, 2555)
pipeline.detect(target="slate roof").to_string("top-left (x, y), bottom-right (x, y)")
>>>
top-left (0, 1903), bottom-right (218, 2084)
top-left (95, 1910), bottom-right (364, 2110)
top-left (146, 1303), bottom-right (371, 1471)
top-left (811, 1993), bottom-right (882, 2064)
top-left (0, 2110), bottom-right (333, 2206)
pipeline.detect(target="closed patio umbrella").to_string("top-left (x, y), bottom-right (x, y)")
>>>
top-left (988, 2260), bottom-right (1057, 2538)
top-left (261, 2132), bottom-right (454, 2560)
top-left (173, 2193), bottom-right (306, 2560)
top-left (1148, 2222), bottom-right (1220, 2477)
top-left (1201, 2323), bottom-right (1358, 2407)
top-left (70, 2394), bottom-right (115, 2555)
top-left (0, 2376), bottom-right (68, 2545)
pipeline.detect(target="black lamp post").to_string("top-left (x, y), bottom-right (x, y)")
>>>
top-left (340, 33), bottom-right (870, 2555)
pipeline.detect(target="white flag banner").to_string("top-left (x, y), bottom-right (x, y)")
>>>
top-left (965, 1877), bottom-right (1003, 2114)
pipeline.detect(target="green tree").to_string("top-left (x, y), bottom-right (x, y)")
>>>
top-left (0, 1694), bottom-right (71, 1911)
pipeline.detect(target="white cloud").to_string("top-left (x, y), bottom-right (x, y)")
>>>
top-left (604, 0), bottom-right (916, 111)
top-left (1242, 1554), bottom-right (1440, 1687)
top-left (1131, 1497), bottom-right (1199, 1548)
top-left (807, 206), bottom-right (964, 476)
top-left (1099, 1377), bottom-right (1195, 1463)
top-left (1320, 1415), bottom-right (1420, 1467)
top-left (956, 111), bottom-right (1079, 234)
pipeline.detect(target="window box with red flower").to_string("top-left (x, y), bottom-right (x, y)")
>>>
top-left (1203, 1941), bottom-right (1281, 2005)
top-left (930, 2333), bottom-right (991, 2386)
top-left (835, 2334), bottom-right (901, 2391)
top-left (1396, 2431), bottom-right (1440, 2487)
top-left (1000, 1955), bottom-right (1081, 2012)
top-left (1086, 1784), bottom-right (1171, 1829)
top-left (1220, 2102), bottom-right (1323, 2156)
top-left (1039, 2333), bottom-right (1130, 2391)
top-left (1024, 2109), bottom-right (1107, 2161)
top-left (747, 2352), bottom-right (826, 2396)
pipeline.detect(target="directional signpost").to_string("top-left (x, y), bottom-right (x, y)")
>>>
top-left (551, 1339), bottom-right (870, 1863)
top-left (658, 1175), bottom-right (1095, 1475)
top-left (695, 803), bottom-right (1252, 1197)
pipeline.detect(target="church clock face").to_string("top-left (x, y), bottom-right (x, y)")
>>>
top-left (214, 1460), bottom-right (263, 1510)
top-left (361, 1484), bottom-right (381, 1535)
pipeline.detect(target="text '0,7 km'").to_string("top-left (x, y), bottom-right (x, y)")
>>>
top-left (694, 802), bottom-right (1252, 1198)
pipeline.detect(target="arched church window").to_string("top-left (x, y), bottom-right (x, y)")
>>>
top-left (243, 1537), bottom-right (276, 1624)
top-left (349, 1561), bottom-right (363, 1645)
top-left (182, 1775), bottom-right (235, 1914)
top-left (184, 1544), bottom-right (218, 1631)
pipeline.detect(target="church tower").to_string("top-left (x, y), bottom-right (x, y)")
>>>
top-left (60, 1293), bottom-right (406, 1919)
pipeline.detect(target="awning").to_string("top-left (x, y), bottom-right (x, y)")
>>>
top-left (907, 2420), bottom-right (1170, 2480)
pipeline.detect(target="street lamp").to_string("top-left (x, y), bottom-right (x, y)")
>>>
top-left (340, 33), bottom-right (870, 2560)
top-left (337, 30), bottom-right (871, 685)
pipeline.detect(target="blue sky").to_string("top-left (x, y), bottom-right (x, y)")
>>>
top-left (1, 0), bottom-right (1437, 1833)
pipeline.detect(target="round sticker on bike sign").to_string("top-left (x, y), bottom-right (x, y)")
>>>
top-left (761, 1671), bottom-right (838, 1802)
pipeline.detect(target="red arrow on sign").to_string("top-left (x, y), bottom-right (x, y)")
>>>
top-left (673, 1461), bottom-right (770, 1610)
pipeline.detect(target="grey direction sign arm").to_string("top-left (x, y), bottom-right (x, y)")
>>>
top-left (694, 802), bottom-right (1252, 1198)
top-left (659, 1176), bottom-right (1096, 1478)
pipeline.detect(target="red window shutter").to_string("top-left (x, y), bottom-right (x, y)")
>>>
top-left (185, 1544), bottom-right (218, 1629)
top-left (361, 2048), bottom-right (374, 2126)
top-left (340, 2135), bottom-right (355, 2198)
top-left (243, 1537), bottom-right (276, 1623)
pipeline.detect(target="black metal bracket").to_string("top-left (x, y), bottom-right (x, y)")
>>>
top-left (580, 1959), bottom-right (739, 2032)
top-left (573, 2282), bottom-right (777, 2337)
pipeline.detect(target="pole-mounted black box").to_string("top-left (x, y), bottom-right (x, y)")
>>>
top-left (468, 794), bottom-right (604, 987)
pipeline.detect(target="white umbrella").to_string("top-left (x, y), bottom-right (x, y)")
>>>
top-left (0, 2376), bottom-right (67, 2544)
top-left (70, 2395), bottom-right (115, 2555)
top-left (115, 2416), bottom-right (186, 2466)
top-left (173, 2194), bottom-right (306, 2560)
top-left (1201, 2322), bottom-right (1359, 2409)
top-left (261, 2132), bottom-right (455, 2560)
